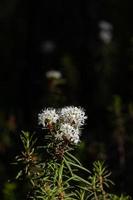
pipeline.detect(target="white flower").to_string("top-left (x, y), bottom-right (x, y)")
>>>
top-left (46, 70), bottom-right (62, 79)
top-left (60, 106), bottom-right (87, 128)
top-left (38, 106), bottom-right (87, 145)
top-left (99, 20), bottom-right (113, 31)
top-left (56, 124), bottom-right (80, 144)
top-left (38, 108), bottom-right (59, 127)
top-left (98, 20), bottom-right (113, 44)
top-left (41, 40), bottom-right (55, 53)
top-left (99, 30), bottom-right (112, 44)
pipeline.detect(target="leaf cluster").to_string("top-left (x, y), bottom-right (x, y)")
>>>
top-left (14, 132), bottom-right (131, 200)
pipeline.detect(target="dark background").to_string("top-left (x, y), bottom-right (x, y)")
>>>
top-left (0, 0), bottom-right (133, 199)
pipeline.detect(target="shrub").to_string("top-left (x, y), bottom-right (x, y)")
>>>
top-left (14, 107), bottom-right (131, 200)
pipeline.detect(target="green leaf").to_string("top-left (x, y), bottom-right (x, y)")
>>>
top-left (16, 170), bottom-right (23, 179)
top-left (67, 161), bottom-right (90, 173)
top-left (65, 151), bottom-right (82, 165)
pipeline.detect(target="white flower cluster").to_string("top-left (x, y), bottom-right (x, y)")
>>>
top-left (56, 124), bottom-right (80, 144)
top-left (38, 106), bottom-right (87, 145)
top-left (38, 108), bottom-right (59, 127)
top-left (60, 106), bottom-right (87, 128)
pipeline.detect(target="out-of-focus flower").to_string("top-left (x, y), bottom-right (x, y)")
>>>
top-left (56, 123), bottom-right (80, 144)
top-left (46, 70), bottom-right (62, 79)
top-left (38, 108), bottom-right (59, 128)
top-left (99, 21), bottom-right (113, 31)
top-left (60, 106), bottom-right (87, 128)
top-left (99, 31), bottom-right (112, 44)
top-left (98, 20), bottom-right (113, 44)
top-left (41, 40), bottom-right (55, 53)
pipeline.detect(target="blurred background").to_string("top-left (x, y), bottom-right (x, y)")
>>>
top-left (0, 0), bottom-right (133, 199)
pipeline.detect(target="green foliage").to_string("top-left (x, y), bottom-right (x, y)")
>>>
top-left (3, 182), bottom-right (16, 200)
top-left (14, 131), bottom-right (131, 200)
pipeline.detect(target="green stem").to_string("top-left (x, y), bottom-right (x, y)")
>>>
top-left (99, 176), bottom-right (107, 200)
top-left (58, 161), bottom-right (64, 200)
top-left (93, 189), bottom-right (99, 200)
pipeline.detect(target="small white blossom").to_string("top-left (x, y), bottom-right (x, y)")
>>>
top-left (46, 70), bottom-right (62, 79)
top-left (41, 40), bottom-right (55, 53)
top-left (60, 106), bottom-right (87, 128)
top-left (99, 30), bottom-right (112, 44)
top-left (56, 124), bottom-right (80, 144)
top-left (38, 108), bottom-right (59, 127)
top-left (98, 20), bottom-right (113, 44)
top-left (99, 20), bottom-right (113, 31)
